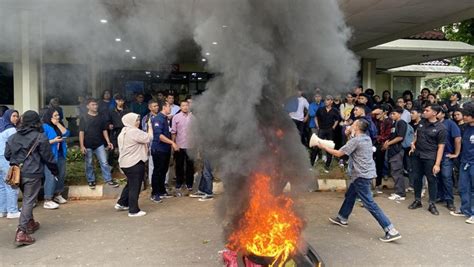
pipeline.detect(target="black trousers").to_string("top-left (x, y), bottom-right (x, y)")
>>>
top-left (19, 177), bottom-right (41, 232)
top-left (374, 143), bottom-right (385, 186)
top-left (412, 155), bottom-right (438, 203)
top-left (174, 149), bottom-right (195, 189)
top-left (151, 151), bottom-right (171, 196)
top-left (118, 161), bottom-right (145, 214)
top-left (292, 119), bottom-right (306, 146)
top-left (313, 128), bottom-right (334, 168)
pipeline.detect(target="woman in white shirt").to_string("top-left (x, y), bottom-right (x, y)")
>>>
top-left (115, 113), bottom-right (153, 217)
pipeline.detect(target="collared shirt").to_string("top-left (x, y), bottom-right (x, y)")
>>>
top-left (170, 104), bottom-right (181, 116)
top-left (151, 112), bottom-right (171, 153)
top-left (460, 124), bottom-right (474, 163)
top-left (414, 119), bottom-right (447, 159)
top-left (340, 134), bottom-right (377, 180)
top-left (171, 112), bottom-right (192, 149)
top-left (442, 119), bottom-right (461, 155)
top-left (316, 107), bottom-right (340, 130)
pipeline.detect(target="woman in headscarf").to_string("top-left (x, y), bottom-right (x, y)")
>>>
top-left (42, 108), bottom-right (70, 210)
top-left (0, 109), bottom-right (21, 219)
top-left (5, 110), bottom-right (58, 246)
top-left (114, 113), bottom-right (152, 217)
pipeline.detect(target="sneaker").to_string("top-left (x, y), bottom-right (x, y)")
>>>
top-left (338, 159), bottom-right (344, 168)
top-left (107, 180), bottom-right (119, 188)
top-left (6, 212), bottom-right (21, 219)
top-left (159, 192), bottom-right (173, 199)
top-left (466, 216), bottom-right (474, 224)
top-left (186, 187), bottom-right (193, 192)
top-left (189, 192), bottom-right (206, 198)
top-left (328, 217), bottom-right (348, 228)
top-left (375, 186), bottom-right (383, 194)
top-left (388, 194), bottom-right (406, 201)
top-left (150, 195), bottom-right (163, 203)
top-left (43, 200), bottom-right (59, 210)
top-left (450, 210), bottom-right (466, 217)
top-left (405, 187), bottom-right (414, 192)
top-left (128, 211), bottom-right (147, 217)
top-left (323, 167), bottom-right (330, 173)
top-left (88, 182), bottom-right (96, 189)
top-left (175, 191), bottom-right (183, 197)
top-left (114, 203), bottom-right (129, 211)
top-left (198, 194), bottom-right (214, 201)
top-left (379, 232), bottom-right (402, 243)
top-left (53, 195), bottom-right (67, 204)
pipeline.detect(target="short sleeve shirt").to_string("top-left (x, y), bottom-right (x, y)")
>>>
top-left (460, 125), bottom-right (474, 163)
top-left (388, 120), bottom-right (407, 158)
top-left (151, 112), bottom-right (171, 153)
top-left (289, 97), bottom-right (309, 122)
top-left (340, 134), bottom-right (376, 180)
top-left (79, 113), bottom-right (107, 149)
top-left (442, 119), bottom-right (461, 155)
top-left (414, 119), bottom-right (447, 159)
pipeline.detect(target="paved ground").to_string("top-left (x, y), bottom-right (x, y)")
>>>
top-left (0, 190), bottom-right (472, 266)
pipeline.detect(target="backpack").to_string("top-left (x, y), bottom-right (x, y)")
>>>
top-left (399, 121), bottom-right (414, 148)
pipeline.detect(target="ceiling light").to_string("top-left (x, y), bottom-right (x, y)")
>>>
top-left (100, 19), bottom-right (108, 24)
top-left (212, 42), bottom-right (218, 45)
top-left (145, 71), bottom-right (151, 75)
top-left (183, 76), bottom-right (187, 79)
top-left (198, 77), bottom-right (202, 80)
top-left (132, 56), bottom-right (136, 59)
top-left (125, 49), bottom-right (131, 53)
top-left (201, 58), bottom-right (207, 62)
top-left (115, 38), bottom-right (121, 42)
top-left (156, 75), bottom-right (160, 78)
top-left (205, 52), bottom-right (210, 56)
top-left (222, 25), bottom-right (228, 28)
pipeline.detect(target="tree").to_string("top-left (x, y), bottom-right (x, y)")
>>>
top-left (442, 19), bottom-right (474, 79)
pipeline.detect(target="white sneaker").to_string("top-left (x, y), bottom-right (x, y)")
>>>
top-left (388, 194), bottom-right (406, 201)
top-left (128, 211), bottom-right (147, 217)
top-left (466, 216), bottom-right (474, 224)
top-left (53, 195), bottom-right (67, 204)
top-left (6, 212), bottom-right (21, 219)
top-left (114, 203), bottom-right (129, 211)
top-left (43, 200), bottom-right (59, 210)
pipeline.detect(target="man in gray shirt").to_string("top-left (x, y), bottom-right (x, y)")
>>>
top-left (313, 118), bottom-right (401, 242)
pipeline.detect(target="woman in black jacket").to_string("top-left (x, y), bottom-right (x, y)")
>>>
top-left (5, 110), bottom-right (58, 246)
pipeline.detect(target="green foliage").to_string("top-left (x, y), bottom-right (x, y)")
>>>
top-left (424, 76), bottom-right (465, 91)
top-left (66, 146), bottom-right (84, 162)
top-left (442, 19), bottom-right (474, 79)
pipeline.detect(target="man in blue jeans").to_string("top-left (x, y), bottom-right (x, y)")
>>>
top-left (189, 159), bottom-right (214, 201)
top-left (79, 98), bottom-right (119, 189)
top-left (450, 102), bottom-right (474, 224)
top-left (313, 118), bottom-right (401, 242)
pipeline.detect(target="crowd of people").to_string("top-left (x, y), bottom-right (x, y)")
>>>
top-left (0, 90), bottom-right (214, 246)
top-left (290, 86), bottom-right (474, 229)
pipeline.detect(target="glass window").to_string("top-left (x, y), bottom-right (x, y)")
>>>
top-left (0, 63), bottom-right (14, 105)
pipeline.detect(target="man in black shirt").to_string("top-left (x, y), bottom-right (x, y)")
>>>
top-left (316, 95), bottom-right (341, 172)
top-left (408, 104), bottom-right (447, 215)
top-left (79, 98), bottom-right (119, 189)
top-left (109, 94), bottom-right (129, 169)
top-left (383, 106), bottom-right (407, 201)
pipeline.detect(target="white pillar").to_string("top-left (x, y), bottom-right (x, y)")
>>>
top-left (362, 58), bottom-right (377, 90)
top-left (13, 10), bottom-right (40, 113)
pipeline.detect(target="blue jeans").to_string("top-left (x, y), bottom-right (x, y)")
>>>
top-left (198, 159), bottom-right (213, 195)
top-left (44, 157), bottom-right (66, 200)
top-left (85, 145), bottom-right (112, 183)
top-left (437, 157), bottom-right (454, 204)
top-left (0, 164), bottom-right (20, 214)
top-left (458, 163), bottom-right (474, 217)
top-left (338, 178), bottom-right (393, 232)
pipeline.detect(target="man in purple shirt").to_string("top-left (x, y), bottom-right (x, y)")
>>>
top-left (171, 100), bottom-right (194, 195)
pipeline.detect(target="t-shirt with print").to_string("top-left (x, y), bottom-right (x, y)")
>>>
top-left (388, 119), bottom-right (407, 158)
top-left (340, 134), bottom-right (377, 180)
top-left (79, 113), bottom-right (107, 149)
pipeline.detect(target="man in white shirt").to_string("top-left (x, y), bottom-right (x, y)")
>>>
top-left (396, 97), bottom-right (411, 123)
top-left (288, 89), bottom-right (309, 145)
top-left (166, 94), bottom-right (181, 118)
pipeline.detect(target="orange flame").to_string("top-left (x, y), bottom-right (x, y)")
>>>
top-left (227, 173), bottom-right (303, 267)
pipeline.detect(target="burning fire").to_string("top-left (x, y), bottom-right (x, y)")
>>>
top-left (227, 173), bottom-right (303, 266)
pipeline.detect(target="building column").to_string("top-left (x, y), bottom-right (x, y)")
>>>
top-left (361, 58), bottom-right (377, 90)
top-left (13, 10), bottom-right (40, 113)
